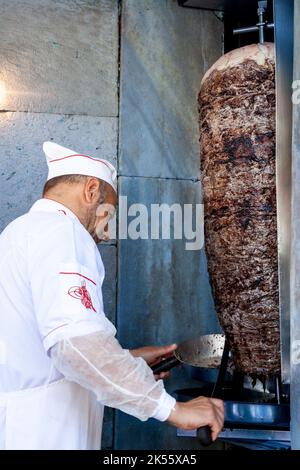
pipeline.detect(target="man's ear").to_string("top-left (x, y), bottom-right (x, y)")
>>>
top-left (84, 177), bottom-right (101, 204)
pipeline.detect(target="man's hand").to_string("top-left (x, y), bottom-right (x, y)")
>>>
top-left (130, 344), bottom-right (177, 380)
top-left (167, 397), bottom-right (224, 442)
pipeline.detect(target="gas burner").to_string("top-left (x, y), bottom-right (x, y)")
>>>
top-left (174, 384), bottom-right (290, 448)
top-left (173, 339), bottom-right (290, 449)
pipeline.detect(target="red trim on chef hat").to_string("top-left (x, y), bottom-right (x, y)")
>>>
top-left (43, 141), bottom-right (117, 192)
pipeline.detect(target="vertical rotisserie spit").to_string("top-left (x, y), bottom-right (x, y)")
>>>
top-left (198, 43), bottom-right (280, 379)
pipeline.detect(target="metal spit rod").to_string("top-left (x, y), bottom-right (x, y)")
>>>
top-left (233, 1), bottom-right (274, 44)
top-left (233, 23), bottom-right (274, 36)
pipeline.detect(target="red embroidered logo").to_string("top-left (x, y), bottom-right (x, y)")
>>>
top-left (68, 281), bottom-right (96, 312)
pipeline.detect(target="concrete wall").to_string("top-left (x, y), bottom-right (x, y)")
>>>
top-left (0, 0), bottom-right (119, 450)
top-left (0, 0), bottom-right (223, 449)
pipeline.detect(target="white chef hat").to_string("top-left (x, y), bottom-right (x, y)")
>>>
top-left (43, 141), bottom-right (117, 193)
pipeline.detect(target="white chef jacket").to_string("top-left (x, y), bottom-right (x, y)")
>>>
top-left (0, 198), bottom-right (115, 392)
top-left (0, 198), bottom-right (175, 450)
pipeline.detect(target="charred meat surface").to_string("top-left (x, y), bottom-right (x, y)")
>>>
top-left (198, 43), bottom-right (280, 379)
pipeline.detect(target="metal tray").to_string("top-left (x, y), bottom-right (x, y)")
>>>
top-left (174, 387), bottom-right (290, 429)
top-left (224, 401), bottom-right (290, 429)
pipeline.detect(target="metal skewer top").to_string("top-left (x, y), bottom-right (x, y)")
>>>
top-left (233, 1), bottom-right (274, 44)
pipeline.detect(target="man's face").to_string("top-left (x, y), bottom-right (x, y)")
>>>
top-left (93, 184), bottom-right (117, 243)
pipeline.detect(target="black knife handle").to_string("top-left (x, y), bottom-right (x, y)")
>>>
top-left (197, 425), bottom-right (213, 446)
top-left (151, 356), bottom-right (180, 374)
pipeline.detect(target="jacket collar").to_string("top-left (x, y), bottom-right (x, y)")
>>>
top-left (29, 198), bottom-right (80, 222)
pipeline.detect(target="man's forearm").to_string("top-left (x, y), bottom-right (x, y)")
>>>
top-left (50, 331), bottom-right (176, 422)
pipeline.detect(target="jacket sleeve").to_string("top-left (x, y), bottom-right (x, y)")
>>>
top-left (50, 331), bottom-right (176, 422)
top-left (28, 219), bottom-right (114, 353)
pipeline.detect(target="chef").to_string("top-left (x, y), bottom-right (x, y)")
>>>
top-left (0, 141), bottom-right (224, 450)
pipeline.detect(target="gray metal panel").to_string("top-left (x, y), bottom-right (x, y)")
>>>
top-left (290, 0), bottom-right (300, 451)
top-left (117, 176), bottom-right (220, 349)
top-left (179, 0), bottom-right (225, 10)
top-left (98, 245), bottom-right (117, 326)
top-left (177, 428), bottom-right (291, 442)
top-left (274, 0), bottom-right (294, 384)
top-left (219, 429), bottom-right (291, 442)
top-left (119, 0), bottom-right (223, 179)
top-left (98, 245), bottom-right (117, 450)
top-left (115, 176), bottom-right (221, 449)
